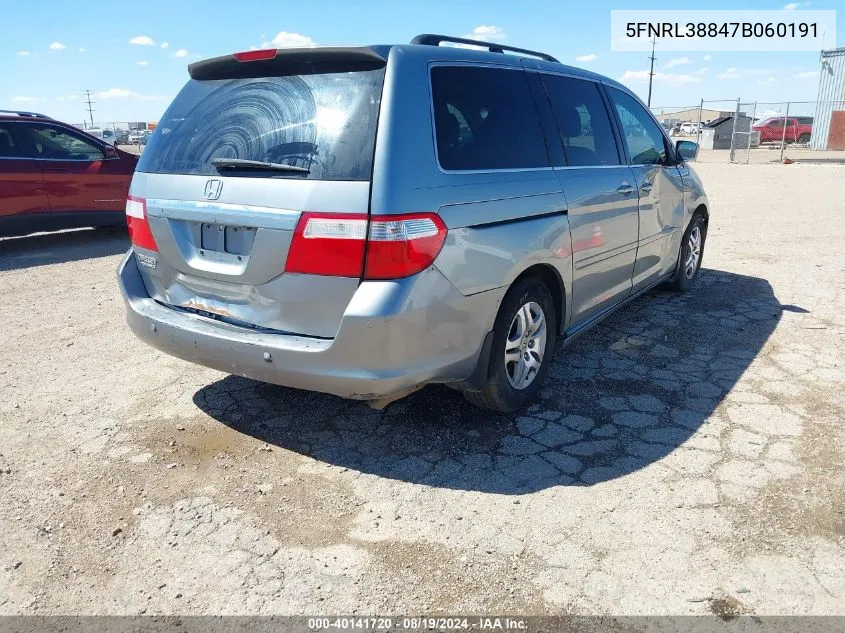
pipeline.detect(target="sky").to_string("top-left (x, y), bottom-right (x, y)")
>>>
top-left (2, 0), bottom-right (842, 124)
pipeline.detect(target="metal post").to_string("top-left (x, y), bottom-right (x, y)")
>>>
top-left (780, 102), bottom-right (790, 163)
top-left (84, 89), bottom-right (95, 128)
top-left (729, 98), bottom-right (741, 163)
top-left (695, 98), bottom-right (704, 152)
top-left (647, 38), bottom-right (656, 107)
top-left (746, 102), bottom-right (757, 164)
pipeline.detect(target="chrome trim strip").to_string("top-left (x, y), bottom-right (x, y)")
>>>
top-left (637, 226), bottom-right (676, 248)
top-left (574, 241), bottom-right (639, 270)
top-left (145, 198), bottom-right (301, 231)
top-left (553, 164), bottom-right (629, 170)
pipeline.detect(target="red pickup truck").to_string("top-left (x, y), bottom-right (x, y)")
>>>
top-left (752, 116), bottom-right (813, 144)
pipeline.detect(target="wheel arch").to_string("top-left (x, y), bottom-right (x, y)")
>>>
top-left (512, 264), bottom-right (566, 335)
top-left (693, 203), bottom-right (709, 236)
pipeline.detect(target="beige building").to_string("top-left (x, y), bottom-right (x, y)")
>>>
top-left (652, 108), bottom-right (733, 123)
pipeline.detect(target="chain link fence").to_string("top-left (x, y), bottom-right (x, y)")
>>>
top-left (72, 121), bottom-right (153, 152)
top-left (652, 99), bottom-right (845, 164)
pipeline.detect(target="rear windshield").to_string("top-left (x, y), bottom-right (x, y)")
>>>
top-left (136, 69), bottom-right (385, 180)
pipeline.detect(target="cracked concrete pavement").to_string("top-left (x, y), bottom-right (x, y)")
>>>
top-left (0, 163), bottom-right (843, 615)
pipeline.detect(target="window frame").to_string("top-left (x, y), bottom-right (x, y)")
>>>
top-left (26, 123), bottom-right (107, 161)
top-left (535, 70), bottom-right (626, 169)
top-left (427, 61), bottom-right (554, 174)
top-left (603, 85), bottom-right (681, 167)
top-left (0, 121), bottom-right (114, 162)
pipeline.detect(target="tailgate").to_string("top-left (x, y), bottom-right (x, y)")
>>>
top-left (129, 58), bottom-right (385, 339)
top-left (131, 173), bottom-right (372, 339)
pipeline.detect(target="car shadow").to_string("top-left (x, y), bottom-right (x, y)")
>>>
top-left (0, 227), bottom-right (128, 271)
top-left (193, 269), bottom-right (782, 494)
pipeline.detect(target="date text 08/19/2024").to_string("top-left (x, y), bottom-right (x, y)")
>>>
top-left (307, 617), bottom-right (528, 630)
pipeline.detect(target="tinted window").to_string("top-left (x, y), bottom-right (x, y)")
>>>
top-left (540, 75), bottom-right (620, 167)
top-left (22, 125), bottom-right (104, 160)
top-left (0, 125), bottom-right (26, 158)
top-left (137, 69), bottom-right (385, 180)
top-left (431, 66), bottom-right (549, 170)
top-left (608, 88), bottom-right (668, 166)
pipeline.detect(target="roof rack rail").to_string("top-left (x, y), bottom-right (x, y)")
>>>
top-left (0, 109), bottom-right (53, 119)
top-left (410, 34), bottom-right (559, 63)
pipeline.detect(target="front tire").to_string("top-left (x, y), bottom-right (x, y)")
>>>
top-left (668, 213), bottom-right (707, 292)
top-left (463, 278), bottom-right (557, 412)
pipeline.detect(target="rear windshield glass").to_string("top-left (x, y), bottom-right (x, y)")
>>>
top-left (136, 69), bottom-right (384, 180)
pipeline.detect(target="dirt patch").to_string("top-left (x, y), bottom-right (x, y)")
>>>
top-left (708, 594), bottom-right (747, 620)
top-left (360, 540), bottom-right (549, 613)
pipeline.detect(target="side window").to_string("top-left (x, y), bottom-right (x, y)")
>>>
top-left (431, 66), bottom-right (549, 171)
top-left (540, 74), bottom-right (620, 167)
top-left (24, 125), bottom-right (105, 161)
top-left (0, 124), bottom-right (27, 158)
top-left (607, 88), bottom-right (668, 166)
top-left (0, 125), bottom-right (21, 158)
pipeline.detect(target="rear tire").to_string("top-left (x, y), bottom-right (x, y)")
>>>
top-left (463, 278), bottom-right (556, 412)
top-left (797, 133), bottom-right (811, 144)
top-left (667, 213), bottom-right (707, 292)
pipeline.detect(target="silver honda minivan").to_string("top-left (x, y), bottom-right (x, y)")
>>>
top-left (118, 34), bottom-right (709, 412)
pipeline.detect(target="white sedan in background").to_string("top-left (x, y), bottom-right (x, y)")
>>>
top-left (679, 122), bottom-right (700, 135)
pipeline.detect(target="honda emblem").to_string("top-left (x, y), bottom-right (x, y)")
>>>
top-left (203, 179), bottom-right (223, 200)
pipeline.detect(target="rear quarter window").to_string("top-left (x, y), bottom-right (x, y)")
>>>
top-left (137, 69), bottom-right (385, 181)
top-left (431, 66), bottom-right (549, 171)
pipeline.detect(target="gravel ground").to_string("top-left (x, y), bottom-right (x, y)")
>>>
top-left (0, 163), bottom-right (843, 616)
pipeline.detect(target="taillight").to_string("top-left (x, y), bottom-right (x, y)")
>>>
top-left (125, 195), bottom-right (157, 251)
top-left (284, 212), bottom-right (447, 280)
top-left (285, 213), bottom-right (368, 277)
top-left (233, 49), bottom-right (277, 62)
top-left (364, 213), bottom-right (447, 279)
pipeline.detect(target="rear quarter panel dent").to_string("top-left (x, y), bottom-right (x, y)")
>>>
top-left (433, 212), bottom-right (573, 312)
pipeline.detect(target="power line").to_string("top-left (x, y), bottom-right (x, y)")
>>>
top-left (84, 89), bottom-right (95, 128)
top-left (647, 37), bottom-right (656, 108)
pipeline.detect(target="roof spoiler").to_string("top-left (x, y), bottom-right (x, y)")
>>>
top-left (410, 34), bottom-right (559, 63)
top-left (188, 47), bottom-right (388, 80)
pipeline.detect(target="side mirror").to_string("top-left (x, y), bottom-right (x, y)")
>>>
top-left (675, 140), bottom-right (699, 162)
top-left (104, 146), bottom-right (119, 159)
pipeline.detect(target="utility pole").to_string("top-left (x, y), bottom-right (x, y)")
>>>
top-left (84, 90), bottom-right (95, 128)
top-left (646, 37), bottom-right (656, 107)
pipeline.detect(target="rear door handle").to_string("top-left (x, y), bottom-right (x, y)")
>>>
top-left (43, 167), bottom-right (70, 173)
top-left (616, 183), bottom-right (635, 195)
top-left (639, 182), bottom-right (654, 194)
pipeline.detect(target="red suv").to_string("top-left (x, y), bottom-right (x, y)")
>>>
top-left (752, 116), bottom-right (814, 144)
top-left (0, 110), bottom-right (138, 238)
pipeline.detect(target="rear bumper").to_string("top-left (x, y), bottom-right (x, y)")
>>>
top-left (118, 250), bottom-right (500, 399)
